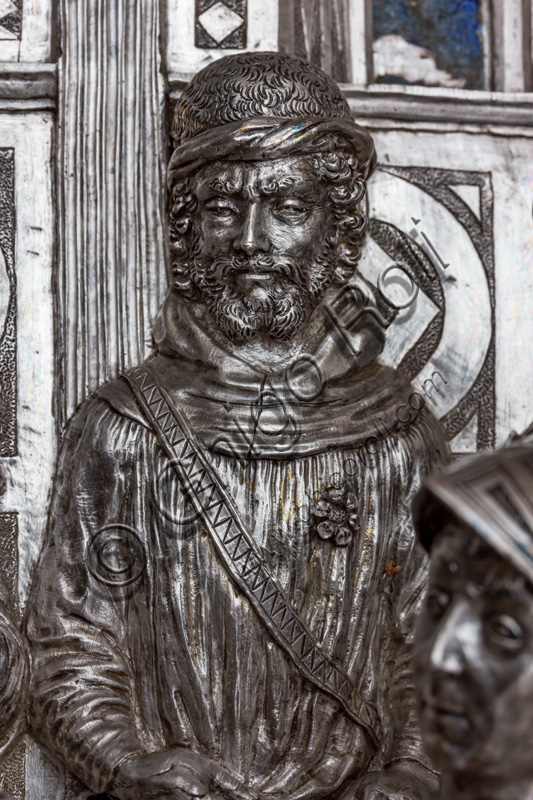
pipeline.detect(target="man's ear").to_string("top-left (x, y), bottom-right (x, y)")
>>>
top-left (326, 224), bottom-right (340, 248)
top-left (174, 218), bottom-right (191, 235)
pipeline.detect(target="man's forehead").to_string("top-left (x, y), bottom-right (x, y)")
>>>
top-left (195, 157), bottom-right (318, 195)
top-left (430, 524), bottom-right (531, 595)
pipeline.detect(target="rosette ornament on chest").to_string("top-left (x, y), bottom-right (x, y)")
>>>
top-left (311, 484), bottom-right (361, 546)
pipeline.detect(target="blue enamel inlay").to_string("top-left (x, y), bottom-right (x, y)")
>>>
top-left (373, 0), bottom-right (484, 90)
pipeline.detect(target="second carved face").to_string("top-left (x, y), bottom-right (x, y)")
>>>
top-left (414, 524), bottom-right (533, 781)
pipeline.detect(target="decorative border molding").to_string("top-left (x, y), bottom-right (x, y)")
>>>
top-left (0, 0), bottom-right (21, 41)
top-left (349, 0), bottom-right (373, 85)
top-left (0, 516), bottom-right (23, 800)
top-left (0, 514), bottom-right (18, 617)
top-left (341, 84), bottom-right (533, 128)
top-left (168, 77), bottom-right (533, 127)
top-left (0, 64), bottom-right (57, 110)
top-left (371, 165), bottom-right (495, 451)
top-left (492, 0), bottom-right (532, 92)
top-left (0, 61), bottom-right (531, 124)
top-left (0, 149), bottom-right (16, 458)
top-left (0, 114), bottom-right (55, 604)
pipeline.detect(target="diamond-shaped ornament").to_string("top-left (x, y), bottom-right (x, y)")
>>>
top-left (0, 0), bottom-right (17, 15)
top-left (0, 0), bottom-right (18, 39)
top-left (198, 1), bottom-right (243, 44)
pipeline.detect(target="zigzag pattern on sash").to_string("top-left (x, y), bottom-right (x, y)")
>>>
top-left (125, 365), bottom-right (380, 746)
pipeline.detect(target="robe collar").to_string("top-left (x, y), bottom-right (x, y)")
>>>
top-left (98, 284), bottom-right (418, 459)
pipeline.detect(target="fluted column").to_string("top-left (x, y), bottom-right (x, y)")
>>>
top-left (278, 0), bottom-right (354, 82)
top-left (57, 0), bottom-right (168, 426)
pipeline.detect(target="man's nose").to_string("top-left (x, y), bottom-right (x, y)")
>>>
top-left (429, 599), bottom-right (474, 677)
top-left (233, 202), bottom-right (269, 255)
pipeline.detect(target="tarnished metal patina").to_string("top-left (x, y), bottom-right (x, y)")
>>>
top-left (414, 433), bottom-right (533, 800)
top-left (25, 53), bottom-right (448, 800)
top-left (0, 583), bottom-right (28, 800)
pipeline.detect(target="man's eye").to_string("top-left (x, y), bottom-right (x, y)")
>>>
top-left (205, 201), bottom-right (238, 218)
top-left (274, 202), bottom-right (309, 220)
top-left (425, 589), bottom-right (451, 621)
top-left (484, 613), bottom-right (525, 654)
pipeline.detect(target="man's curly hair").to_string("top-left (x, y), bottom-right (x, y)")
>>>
top-left (172, 52), bottom-right (354, 147)
top-left (169, 52), bottom-right (372, 297)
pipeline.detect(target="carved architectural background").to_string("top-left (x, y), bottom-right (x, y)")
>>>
top-left (0, 150), bottom-right (16, 458)
top-left (0, 514), bottom-right (22, 800)
top-left (278, 0), bottom-right (352, 82)
top-left (195, 0), bottom-right (247, 48)
top-left (369, 165), bottom-right (495, 453)
top-left (0, 108), bottom-right (55, 800)
top-left (372, 0), bottom-right (486, 89)
top-left (0, 0), bottom-right (21, 40)
top-left (167, 0), bottom-right (278, 77)
top-left (0, 1), bottom-right (532, 798)
top-left (0, 0), bottom-right (53, 60)
top-left (57, 0), bottom-right (167, 427)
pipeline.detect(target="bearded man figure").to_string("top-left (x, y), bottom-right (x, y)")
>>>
top-left (26, 54), bottom-right (448, 800)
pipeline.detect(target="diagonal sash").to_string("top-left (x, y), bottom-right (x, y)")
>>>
top-left (125, 363), bottom-right (380, 747)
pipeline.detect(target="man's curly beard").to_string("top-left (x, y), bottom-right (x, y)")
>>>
top-left (190, 243), bottom-right (336, 342)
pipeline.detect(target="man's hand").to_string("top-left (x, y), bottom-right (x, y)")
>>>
top-left (111, 747), bottom-right (258, 800)
top-left (353, 764), bottom-right (438, 800)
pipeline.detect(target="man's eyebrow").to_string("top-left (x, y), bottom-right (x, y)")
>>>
top-left (479, 573), bottom-right (529, 595)
top-left (201, 176), bottom-right (243, 195)
top-left (259, 176), bottom-right (302, 195)
top-left (258, 177), bottom-right (318, 198)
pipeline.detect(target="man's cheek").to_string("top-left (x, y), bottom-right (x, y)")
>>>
top-left (289, 226), bottom-right (330, 256)
top-left (281, 238), bottom-right (326, 263)
top-left (197, 221), bottom-right (235, 255)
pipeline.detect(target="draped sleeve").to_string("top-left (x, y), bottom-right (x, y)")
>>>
top-left (25, 397), bottom-right (149, 794)
top-left (385, 407), bottom-right (448, 776)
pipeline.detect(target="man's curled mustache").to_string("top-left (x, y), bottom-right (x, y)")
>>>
top-left (200, 252), bottom-right (303, 287)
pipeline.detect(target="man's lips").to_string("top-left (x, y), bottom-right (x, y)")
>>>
top-left (425, 703), bottom-right (467, 717)
top-left (236, 272), bottom-right (273, 281)
top-left (232, 268), bottom-right (294, 291)
top-left (233, 272), bottom-right (274, 292)
top-left (421, 701), bottom-right (472, 741)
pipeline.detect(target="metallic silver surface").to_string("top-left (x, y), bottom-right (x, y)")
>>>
top-left (26, 53), bottom-right (448, 800)
top-left (0, 583), bottom-right (28, 800)
top-left (414, 435), bottom-right (533, 800)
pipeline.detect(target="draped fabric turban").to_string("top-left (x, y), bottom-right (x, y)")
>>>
top-left (413, 433), bottom-right (533, 585)
top-left (168, 115), bottom-right (377, 189)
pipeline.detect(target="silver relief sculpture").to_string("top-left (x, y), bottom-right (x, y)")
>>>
top-left (25, 53), bottom-right (448, 800)
top-left (0, 583), bottom-right (28, 800)
top-left (413, 431), bottom-right (533, 800)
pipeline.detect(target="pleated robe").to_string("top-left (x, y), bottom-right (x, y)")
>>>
top-left (26, 293), bottom-right (448, 797)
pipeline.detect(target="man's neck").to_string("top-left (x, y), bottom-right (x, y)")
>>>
top-left (189, 301), bottom-right (327, 373)
top-left (441, 772), bottom-right (533, 800)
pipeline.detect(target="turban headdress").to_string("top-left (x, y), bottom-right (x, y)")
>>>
top-left (169, 52), bottom-right (376, 187)
top-left (413, 432), bottom-right (533, 585)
